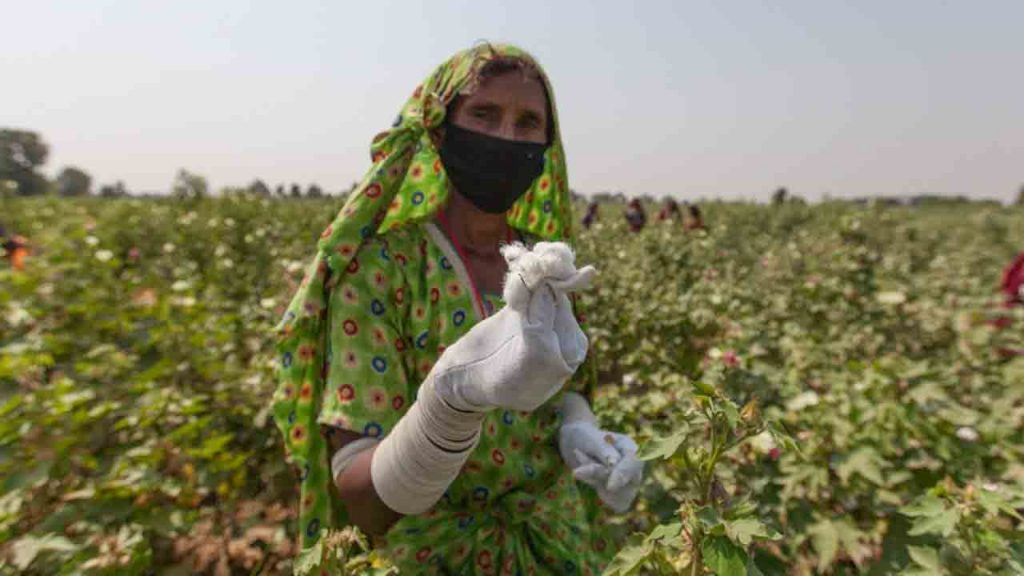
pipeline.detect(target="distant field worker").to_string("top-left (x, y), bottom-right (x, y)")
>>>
top-left (624, 198), bottom-right (646, 232)
top-left (272, 43), bottom-right (642, 574)
top-left (656, 198), bottom-right (682, 225)
top-left (686, 204), bottom-right (706, 231)
top-left (992, 251), bottom-right (1024, 357)
top-left (0, 224), bottom-right (28, 270)
top-left (1001, 252), bottom-right (1024, 307)
top-left (582, 200), bottom-right (599, 230)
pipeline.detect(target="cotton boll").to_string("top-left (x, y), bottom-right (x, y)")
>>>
top-left (956, 427), bottom-right (979, 442)
top-left (502, 241), bottom-right (577, 291)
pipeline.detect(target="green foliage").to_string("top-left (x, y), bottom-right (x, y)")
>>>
top-left (171, 169), bottom-right (208, 200)
top-left (0, 197), bottom-right (1022, 574)
top-left (0, 129), bottom-right (49, 197)
top-left (604, 379), bottom-right (784, 574)
top-left (55, 167), bottom-right (92, 197)
top-left (581, 202), bottom-right (1024, 574)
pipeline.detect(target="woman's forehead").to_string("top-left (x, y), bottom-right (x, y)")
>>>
top-left (457, 72), bottom-right (548, 114)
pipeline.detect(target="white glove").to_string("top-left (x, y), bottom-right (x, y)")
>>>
top-left (432, 242), bottom-right (596, 413)
top-left (559, 393), bottom-right (643, 513)
top-left (371, 378), bottom-right (486, 515)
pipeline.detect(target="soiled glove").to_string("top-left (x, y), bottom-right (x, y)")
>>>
top-left (559, 393), bottom-right (643, 513)
top-left (433, 241), bottom-right (596, 413)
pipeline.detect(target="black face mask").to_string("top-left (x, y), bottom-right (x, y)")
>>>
top-left (438, 122), bottom-right (547, 214)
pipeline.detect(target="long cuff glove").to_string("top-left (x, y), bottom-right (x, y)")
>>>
top-left (370, 378), bottom-right (486, 515)
top-left (432, 241), bottom-right (597, 413)
top-left (559, 392), bottom-right (644, 513)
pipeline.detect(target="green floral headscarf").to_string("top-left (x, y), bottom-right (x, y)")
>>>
top-left (272, 43), bottom-right (577, 559)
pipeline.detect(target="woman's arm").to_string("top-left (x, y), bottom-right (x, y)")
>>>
top-left (324, 374), bottom-right (486, 533)
top-left (324, 427), bottom-right (403, 537)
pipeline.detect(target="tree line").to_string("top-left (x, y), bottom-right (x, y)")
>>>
top-left (0, 128), bottom-right (352, 199)
top-left (4, 127), bottom-right (1023, 205)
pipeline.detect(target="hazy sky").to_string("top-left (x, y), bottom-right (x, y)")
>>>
top-left (3, 0), bottom-right (1021, 201)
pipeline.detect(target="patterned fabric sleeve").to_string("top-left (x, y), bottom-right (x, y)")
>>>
top-left (318, 237), bottom-right (414, 439)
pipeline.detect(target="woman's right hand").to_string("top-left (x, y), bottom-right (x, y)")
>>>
top-left (430, 242), bottom-right (596, 413)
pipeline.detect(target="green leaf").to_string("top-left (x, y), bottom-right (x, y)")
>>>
top-left (724, 517), bottom-right (780, 547)
top-left (603, 534), bottom-right (652, 576)
top-left (900, 495), bottom-right (946, 518)
top-left (722, 401), bottom-right (740, 430)
top-left (906, 545), bottom-right (945, 574)
top-left (1, 461), bottom-right (51, 493)
top-left (836, 447), bottom-right (885, 485)
top-left (693, 380), bottom-right (718, 396)
top-left (976, 489), bottom-right (1024, 521)
top-left (10, 534), bottom-right (78, 570)
top-left (647, 521), bottom-right (683, 544)
top-left (293, 534), bottom-right (324, 576)
top-left (696, 506), bottom-right (724, 529)
top-left (809, 520), bottom-right (839, 573)
top-left (637, 428), bottom-right (689, 462)
top-left (833, 519), bottom-right (869, 566)
top-left (702, 535), bottom-right (747, 576)
top-left (908, 508), bottom-right (958, 537)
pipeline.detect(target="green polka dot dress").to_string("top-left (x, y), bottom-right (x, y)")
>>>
top-left (271, 43), bottom-right (613, 575)
top-left (315, 223), bottom-right (610, 574)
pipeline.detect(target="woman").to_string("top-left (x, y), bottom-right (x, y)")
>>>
top-left (623, 199), bottom-right (646, 233)
top-left (686, 204), bottom-right (705, 231)
top-left (656, 198), bottom-right (681, 225)
top-left (272, 44), bottom-right (643, 574)
top-left (991, 251), bottom-right (1024, 357)
top-left (1001, 252), bottom-right (1024, 308)
top-left (581, 201), bottom-right (599, 230)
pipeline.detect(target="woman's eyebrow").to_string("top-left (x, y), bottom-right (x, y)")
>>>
top-left (467, 102), bottom-right (502, 115)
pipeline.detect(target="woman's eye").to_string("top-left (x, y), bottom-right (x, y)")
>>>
top-left (518, 116), bottom-right (542, 131)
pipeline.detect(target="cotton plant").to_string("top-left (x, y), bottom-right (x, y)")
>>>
top-left (603, 379), bottom-right (793, 576)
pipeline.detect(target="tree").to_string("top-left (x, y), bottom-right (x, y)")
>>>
top-left (306, 183), bottom-right (323, 198)
top-left (248, 179), bottom-right (271, 197)
top-left (289, 183), bottom-right (302, 198)
top-left (56, 166), bottom-right (92, 197)
top-left (0, 129), bottom-right (49, 196)
top-left (772, 187), bottom-right (788, 205)
top-left (172, 169), bottom-right (208, 200)
top-left (98, 181), bottom-right (128, 197)
top-left (1017, 184), bottom-right (1024, 206)
top-left (275, 184), bottom-right (285, 198)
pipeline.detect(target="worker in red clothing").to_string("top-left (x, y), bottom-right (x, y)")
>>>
top-left (0, 223), bottom-right (29, 270)
top-left (1001, 252), bottom-right (1024, 307)
top-left (657, 198), bottom-right (682, 225)
top-left (992, 251), bottom-right (1024, 357)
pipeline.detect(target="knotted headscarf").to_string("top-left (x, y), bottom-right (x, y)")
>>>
top-left (271, 43), bottom-right (576, 559)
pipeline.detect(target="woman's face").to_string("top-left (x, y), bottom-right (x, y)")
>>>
top-left (448, 72), bottom-right (549, 144)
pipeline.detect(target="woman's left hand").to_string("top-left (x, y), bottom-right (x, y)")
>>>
top-left (559, 423), bottom-right (643, 513)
